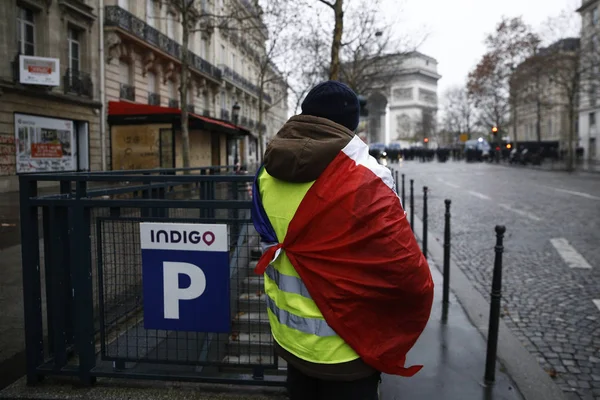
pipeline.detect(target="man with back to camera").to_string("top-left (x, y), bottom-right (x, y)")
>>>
top-left (251, 80), bottom-right (434, 400)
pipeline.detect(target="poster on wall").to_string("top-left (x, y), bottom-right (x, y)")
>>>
top-left (14, 113), bottom-right (77, 173)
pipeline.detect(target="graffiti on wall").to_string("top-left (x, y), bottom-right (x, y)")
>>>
top-left (112, 125), bottom-right (160, 171)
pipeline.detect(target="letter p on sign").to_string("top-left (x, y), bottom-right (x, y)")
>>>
top-left (163, 262), bottom-right (206, 320)
top-left (140, 222), bottom-right (230, 333)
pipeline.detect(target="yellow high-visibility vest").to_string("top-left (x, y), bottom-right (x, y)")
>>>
top-left (258, 168), bottom-right (359, 364)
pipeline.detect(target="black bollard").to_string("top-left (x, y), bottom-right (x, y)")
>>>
top-left (401, 174), bottom-right (405, 207)
top-left (409, 179), bottom-right (414, 229)
top-left (395, 170), bottom-right (399, 194)
top-left (443, 200), bottom-right (451, 305)
top-left (422, 187), bottom-right (428, 259)
top-left (484, 225), bottom-right (507, 385)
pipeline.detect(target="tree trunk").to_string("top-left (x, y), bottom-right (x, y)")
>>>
top-left (511, 95), bottom-right (519, 149)
top-left (329, 0), bottom-right (343, 81)
top-left (566, 106), bottom-right (575, 172)
top-left (536, 98), bottom-right (542, 144)
top-left (180, 7), bottom-right (191, 173)
top-left (258, 91), bottom-right (265, 164)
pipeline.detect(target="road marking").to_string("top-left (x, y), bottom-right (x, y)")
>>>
top-left (552, 188), bottom-right (600, 201)
top-left (550, 238), bottom-right (593, 269)
top-left (467, 190), bottom-right (491, 200)
top-left (594, 300), bottom-right (600, 312)
top-left (498, 203), bottom-right (542, 221)
top-left (436, 178), bottom-right (461, 189)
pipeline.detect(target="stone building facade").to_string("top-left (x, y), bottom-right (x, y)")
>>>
top-left (0, 0), bottom-right (102, 192)
top-left (511, 39), bottom-right (580, 147)
top-left (103, 0), bottom-right (287, 169)
top-left (577, 0), bottom-right (600, 161)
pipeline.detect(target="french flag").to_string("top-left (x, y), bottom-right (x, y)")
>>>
top-left (252, 135), bottom-right (434, 377)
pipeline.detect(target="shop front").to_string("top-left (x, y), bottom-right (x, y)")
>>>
top-left (107, 102), bottom-right (249, 171)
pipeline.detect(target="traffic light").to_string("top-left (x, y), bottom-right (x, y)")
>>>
top-left (491, 126), bottom-right (499, 135)
top-left (424, 137), bottom-right (429, 143)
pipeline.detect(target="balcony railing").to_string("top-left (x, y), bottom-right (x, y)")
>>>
top-left (187, 104), bottom-right (195, 113)
top-left (120, 84), bottom-right (135, 101)
top-left (221, 109), bottom-right (230, 121)
top-left (249, 119), bottom-right (255, 129)
top-left (148, 92), bottom-right (161, 106)
top-left (105, 5), bottom-right (222, 81)
top-left (203, 109), bottom-right (211, 117)
top-left (168, 98), bottom-right (180, 108)
top-left (218, 64), bottom-right (271, 104)
top-left (64, 69), bottom-right (93, 97)
top-left (241, 116), bottom-right (248, 126)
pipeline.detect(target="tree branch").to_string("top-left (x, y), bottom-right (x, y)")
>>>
top-left (317, 0), bottom-right (335, 9)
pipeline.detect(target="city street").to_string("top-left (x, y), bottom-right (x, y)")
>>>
top-left (390, 160), bottom-right (600, 400)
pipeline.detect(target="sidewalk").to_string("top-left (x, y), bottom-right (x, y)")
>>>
top-left (380, 255), bottom-right (523, 400)
top-left (407, 215), bottom-right (566, 400)
top-left (0, 244), bottom-right (525, 400)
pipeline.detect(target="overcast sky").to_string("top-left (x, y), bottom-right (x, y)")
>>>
top-left (380, 0), bottom-right (583, 96)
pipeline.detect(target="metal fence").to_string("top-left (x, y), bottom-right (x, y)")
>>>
top-left (20, 166), bottom-right (285, 386)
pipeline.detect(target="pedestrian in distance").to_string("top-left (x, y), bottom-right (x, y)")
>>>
top-left (251, 80), bottom-right (434, 400)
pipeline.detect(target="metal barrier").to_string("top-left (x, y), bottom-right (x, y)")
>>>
top-left (19, 166), bottom-right (285, 386)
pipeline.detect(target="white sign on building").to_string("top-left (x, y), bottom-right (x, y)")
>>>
top-left (19, 55), bottom-right (60, 86)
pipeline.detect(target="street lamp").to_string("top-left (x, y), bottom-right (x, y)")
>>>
top-left (232, 102), bottom-right (241, 165)
top-left (232, 102), bottom-right (241, 125)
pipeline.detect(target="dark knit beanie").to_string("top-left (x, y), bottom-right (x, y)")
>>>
top-left (301, 81), bottom-right (360, 132)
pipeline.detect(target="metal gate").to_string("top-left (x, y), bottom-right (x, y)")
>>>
top-left (19, 166), bottom-right (284, 386)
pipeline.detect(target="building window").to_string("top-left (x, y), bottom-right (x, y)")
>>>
top-left (17, 6), bottom-right (35, 56)
top-left (201, 39), bottom-right (207, 58)
top-left (118, 0), bottom-right (129, 10)
top-left (167, 12), bottom-right (175, 40)
top-left (168, 79), bottom-right (177, 99)
top-left (68, 28), bottom-right (80, 73)
top-left (231, 52), bottom-right (236, 70)
top-left (220, 45), bottom-right (226, 65)
top-left (147, 0), bottom-right (155, 27)
top-left (592, 7), bottom-right (598, 26)
top-left (147, 71), bottom-right (156, 94)
top-left (147, 71), bottom-right (160, 105)
top-left (591, 112), bottom-right (597, 127)
top-left (119, 62), bottom-right (135, 101)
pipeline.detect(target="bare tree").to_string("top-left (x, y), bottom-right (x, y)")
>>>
top-left (316, 0), bottom-right (344, 80)
top-left (468, 17), bottom-right (540, 145)
top-left (290, 0), bottom-right (417, 110)
top-left (162, 0), bottom-right (278, 170)
top-left (442, 86), bottom-right (477, 139)
top-left (538, 11), bottom-right (599, 169)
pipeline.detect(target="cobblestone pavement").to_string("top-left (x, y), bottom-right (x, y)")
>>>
top-left (389, 160), bottom-right (600, 400)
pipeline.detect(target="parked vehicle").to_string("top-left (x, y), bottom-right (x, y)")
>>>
top-left (464, 139), bottom-right (490, 162)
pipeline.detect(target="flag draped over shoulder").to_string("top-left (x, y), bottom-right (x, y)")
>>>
top-left (252, 136), bottom-right (434, 377)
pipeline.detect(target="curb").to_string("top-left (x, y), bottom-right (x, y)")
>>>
top-left (411, 214), bottom-right (566, 400)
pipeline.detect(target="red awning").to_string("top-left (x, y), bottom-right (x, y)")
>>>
top-left (108, 101), bottom-right (245, 132)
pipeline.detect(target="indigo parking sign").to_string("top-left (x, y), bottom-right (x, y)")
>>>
top-left (140, 223), bottom-right (230, 332)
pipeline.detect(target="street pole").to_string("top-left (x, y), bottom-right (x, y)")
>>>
top-left (409, 179), bottom-right (414, 229)
top-left (484, 225), bottom-right (507, 385)
top-left (443, 200), bottom-right (451, 305)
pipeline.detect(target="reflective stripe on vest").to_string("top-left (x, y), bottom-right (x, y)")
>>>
top-left (265, 294), bottom-right (337, 337)
top-left (265, 265), bottom-right (312, 299)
